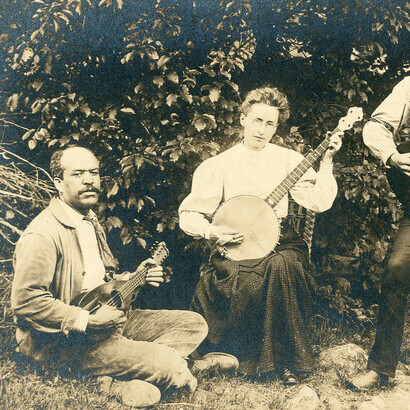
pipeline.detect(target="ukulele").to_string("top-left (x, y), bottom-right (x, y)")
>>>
top-left (71, 241), bottom-right (169, 314)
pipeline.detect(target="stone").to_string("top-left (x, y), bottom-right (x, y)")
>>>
top-left (243, 389), bottom-right (270, 409)
top-left (287, 386), bottom-right (319, 410)
top-left (318, 343), bottom-right (368, 382)
top-left (97, 376), bottom-right (161, 407)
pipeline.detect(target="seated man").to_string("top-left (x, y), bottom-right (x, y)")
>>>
top-left (11, 145), bottom-right (237, 408)
top-left (179, 86), bottom-right (342, 384)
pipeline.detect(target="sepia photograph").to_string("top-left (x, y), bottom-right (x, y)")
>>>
top-left (0, 1), bottom-right (409, 408)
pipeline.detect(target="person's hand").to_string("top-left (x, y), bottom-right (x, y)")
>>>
top-left (322, 133), bottom-right (343, 163)
top-left (87, 304), bottom-right (126, 331)
top-left (210, 225), bottom-right (243, 245)
top-left (389, 152), bottom-right (410, 177)
top-left (134, 258), bottom-right (164, 287)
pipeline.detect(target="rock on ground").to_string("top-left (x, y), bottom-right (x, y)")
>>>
top-left (318, 343), bottom-right (368, 382)
top-left (287, 386), bottom-right (319, 410)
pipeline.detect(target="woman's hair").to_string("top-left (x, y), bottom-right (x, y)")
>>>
top-left (240, 86), bottom-right (290, 125)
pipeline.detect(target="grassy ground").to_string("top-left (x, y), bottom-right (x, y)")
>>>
top-left (0, 268), bottom-right (408, 409)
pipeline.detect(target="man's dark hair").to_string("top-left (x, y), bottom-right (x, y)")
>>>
top-left (50, 145), bottom-right (97, 179)
top-left (240, 86), bottom-right (290, 125)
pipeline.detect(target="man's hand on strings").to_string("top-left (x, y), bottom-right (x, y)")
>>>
top-left (210, 225), bottom-right (244, 245)
top-left (134, 258), bottom-right (164, 288)
top-left (323, 132), bottom-right (343, 162)
top-left (389, 152), bottom-right (410, 177)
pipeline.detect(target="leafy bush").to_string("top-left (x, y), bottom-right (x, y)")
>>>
top-left (1, 0), bottom-right (409, 316)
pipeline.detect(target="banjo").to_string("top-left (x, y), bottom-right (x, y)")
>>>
top-left (212, 107), bottom-right (363, 261)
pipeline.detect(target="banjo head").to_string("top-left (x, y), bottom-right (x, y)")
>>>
top-left (212, 195), bottom-right (280, 261)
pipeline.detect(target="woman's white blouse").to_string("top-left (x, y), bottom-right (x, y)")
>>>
top-left (179, 143), bottom-right (337, 239)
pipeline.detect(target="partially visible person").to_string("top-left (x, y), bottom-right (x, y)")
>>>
top-left (11, 145), bottom-right (238, 407)
top-left (179, 86), bottom-right (342, 383)
top-left (349, 77), bottom-right (410, 390)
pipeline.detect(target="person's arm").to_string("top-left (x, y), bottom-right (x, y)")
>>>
top-left (11, 233), bottom-right (125, 335)
top-left (11, 233), bottom-right (86, 334)
top-left (179, 157), bottom-right (223, 238)
top-left (363, 77), bottom-right (410, 165)
top-left (179, 157), bottom-right (243, 245)
top-left (290, 135), bottom-right (341, 212)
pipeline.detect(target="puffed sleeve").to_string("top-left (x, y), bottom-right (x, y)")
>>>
top-left (288, 150), bottom-right (338, 213)
top-left (179, 156), bottom-right (224, 239)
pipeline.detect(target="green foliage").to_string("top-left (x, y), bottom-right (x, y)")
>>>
top-left (0, 0), bottom-right (409, 316)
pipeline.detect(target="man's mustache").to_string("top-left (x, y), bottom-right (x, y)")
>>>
top-left (79, 187), bottom-right (101, 194)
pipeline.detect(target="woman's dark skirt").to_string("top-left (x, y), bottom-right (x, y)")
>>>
top-left (191, 224), bottom-right (317, 375)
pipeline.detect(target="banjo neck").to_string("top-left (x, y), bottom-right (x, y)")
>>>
top-left (265, 129), bottom-right (337, 209)
top-left (264, 106), bottom-right (363, 209)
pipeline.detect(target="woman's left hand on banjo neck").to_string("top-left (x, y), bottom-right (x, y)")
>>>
top-left (322, 133), bottom-right (343, 163)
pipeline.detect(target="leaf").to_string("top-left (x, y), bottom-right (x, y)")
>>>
top-left (28, 139), bottom-right (37, 150)
top-left (209, 88), bottom-right (221, 103)
top-left (108, 109), bottom-right (117, 120)
top-left (5, 210), bottom-right (14, 219)
top-left (203, 66), bottom-right (216, 77)
top-left (169, 148), bottom-right (182, 162)
top-left (53, 19), bottom-right (59, 33)
top-left (153, 76), bottom-right (165, 87)
top-left (32, 80), bottom-right (43, 91)
top-left (358, 91), bottom-right (368, 103)
top-left (134, 83), bottom-right (143, 94)
top-left (107, 181), bottom-right (119, 197)
top-left (116, 0), bottom-right (123, 9)
top-left (347, 88), bottom-right (356, 100)
top-left (80, 104), bottom-right (91, 117)
top-left (107, 216), bottom-right (123, 228)
top-left (44, 55), bottom-right (52, 74)
top-left (121, 51), bottom-right (135, 64)
top-left (22, 129), bottom-right (35, 140)
top-left (7, 94), bottom-right (19, 111)
top-left (157, 55), bottom-right (170, 68)
top-left (31, 98), bottom-right (46, 114)
top-left (120, 107), bottom-right (136, 114)
top-left (166, 71), bottom-right (179, 83)
top-left (166, 94), bottom-right (177, 107)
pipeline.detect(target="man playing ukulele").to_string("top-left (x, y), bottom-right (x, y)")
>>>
top-left (11, 145), bottom-right (237, 407)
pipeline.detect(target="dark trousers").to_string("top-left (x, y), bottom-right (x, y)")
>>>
top-left (368, 215), bottom-right (410, 377)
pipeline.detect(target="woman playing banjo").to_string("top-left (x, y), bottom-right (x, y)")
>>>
top-left (178, 86), bottom-right (343, 384)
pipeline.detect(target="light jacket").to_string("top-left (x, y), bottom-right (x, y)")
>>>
top-left (11, 197), bottom-right (116, 363)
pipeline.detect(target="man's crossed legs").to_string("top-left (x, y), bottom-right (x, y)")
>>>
top-left (72, 309), bottom-right (238, 406)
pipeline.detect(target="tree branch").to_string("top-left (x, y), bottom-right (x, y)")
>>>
top-left (0, 218), bottom-right (23, 236)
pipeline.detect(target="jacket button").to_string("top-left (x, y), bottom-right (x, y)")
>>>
top-left (82, 271), bottom-right (86, 276)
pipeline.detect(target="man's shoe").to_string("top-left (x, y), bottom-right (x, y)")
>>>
top-left (347, 370), bottom-right (388, 391)
top-left (98, 376), bottom-right (161, 407)
top-left (190, 352), bottom-right (239, 377)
